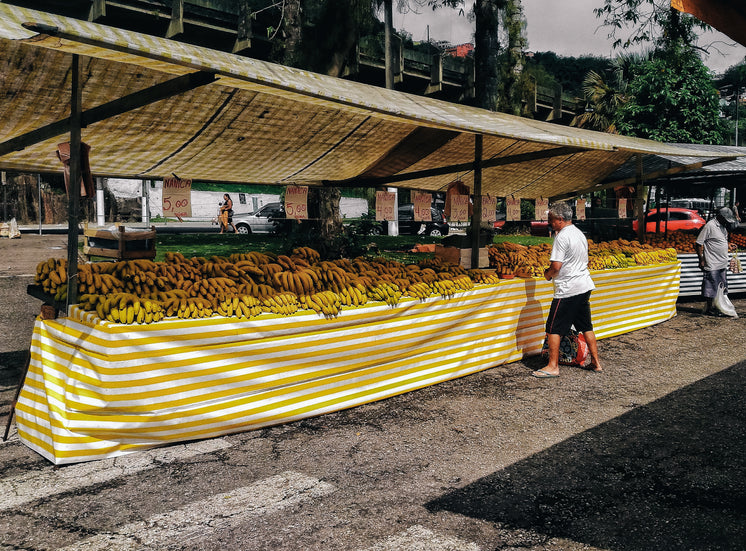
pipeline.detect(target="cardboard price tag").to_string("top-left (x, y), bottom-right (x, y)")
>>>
top-left (450, 195), bottom-right (469, 222)
top-left (482, 195), bottom-right (497, 222)
top-left (162, 177), bottom-right (192, 218)
top-left (376, 191), bottom-right (396, 221)
top-left (413, 192), bottom-right (432, 221)
top-left (506, 196), bottom-right (521, 221)
top-left (576, 198), bottom-right (586, 221)
top-left (285, 185), bottom-right (309, 220)
top-left (618, 198), bottom-right (628, 219)
top-left (535, 197), bottom-right (549, 221)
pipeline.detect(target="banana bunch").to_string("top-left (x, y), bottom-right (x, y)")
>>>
top-left (404, 281), bottom-right (432, 301)
top-left (273, 268), bottom-right (318, 296)
top-left (467, 270), bottom-right (501, 285)
top-left (431, 279), bottom-right (457, 299)
top-left (452, 274), bottom-right (475, 291)
top-left (216, 295), bottom-right (261, 318)
top-left (237, 281), bottom-right (277, 300)
top-left (261, 292), bottom-right (300, 315)
top-left (82, 292), bottom-right (165, 324)
top-left (302, 290), bottom-right (342, 318)
top-left (35, 258), bottom-right (67, 297)
top-left (189, 277), bottom-right (238, 301)
top-left (338, 283), bottom-right (368, 307)
top-left (368, 282), bottom-right (402, 306)
top-left (78, 268), bottom-right (124, 295)
top-left (291, 246), bottom-right (321, 264)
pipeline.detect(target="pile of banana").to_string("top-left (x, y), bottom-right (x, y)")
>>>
top-left (36, 248), bottom-right (515, 326)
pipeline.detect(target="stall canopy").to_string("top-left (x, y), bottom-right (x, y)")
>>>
top-left (0, 4), bottom-right (740, 200)
top-left (672, 0), bottom-right (746, 48)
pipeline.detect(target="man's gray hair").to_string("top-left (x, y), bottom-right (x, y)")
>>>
top-left (548, 201), bottom-right (573, 221)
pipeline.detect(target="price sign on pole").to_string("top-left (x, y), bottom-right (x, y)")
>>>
top-left (576, 198), bottom-right (586, 221)
top-left (162, 176), bottom-right (192, 219)
top-left (506, 196), bottom-right (521, 221)
top-left (618, 198), bottom-right (628, 219)
top-left (285, 185), bottom-right (309, 220)
top-left (376, 191), bottom-right (396, 221)
top-left (482, 195), bottom-right (497, 222)
top-left (535, 197), bottom-right (549, 221)
top-left (413, 192), bottom-right (432, 221)
top-left (450, 194), bottom-right (469, 222)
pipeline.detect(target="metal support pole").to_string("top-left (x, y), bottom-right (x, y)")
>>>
top-left (470, 134), bottom-right (483, 269)
top-left (37, 173), bottom-right (42, 235)
top-left (66, 54), bottom-right (82, 308)
top-left (1, 171), bottom-right (6, 222)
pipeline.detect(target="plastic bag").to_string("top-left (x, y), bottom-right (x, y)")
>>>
top-left (713, 283), bottom-right (738, 318)
top-left (541, 329), bottom-right (589, 366)
top-left (8, 218), bottom-right (21, 239)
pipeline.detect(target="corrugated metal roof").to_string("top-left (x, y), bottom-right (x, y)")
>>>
top-left (0, 4), bottom-right (740, 199)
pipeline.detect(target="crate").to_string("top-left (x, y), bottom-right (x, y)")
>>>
top-left (82, 224), bottom-right (156, 261)
top-left (435, 245), bottom-right (489, 269)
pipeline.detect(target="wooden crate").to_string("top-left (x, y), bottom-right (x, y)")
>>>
top-left (83, 225), bottom-right (156, 261)
top-left (435, 245), bottom-right (489, 269)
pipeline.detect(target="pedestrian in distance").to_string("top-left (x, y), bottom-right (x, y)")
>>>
top-left (694, 206), bottom-right (739, 315)
top-left (532, 201), bottom-right (603, 378)
top-left (219, 193), bottom-right (237, 234)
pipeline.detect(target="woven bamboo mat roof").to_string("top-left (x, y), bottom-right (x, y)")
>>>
top-left (0, 4), bottom-right (739, 199)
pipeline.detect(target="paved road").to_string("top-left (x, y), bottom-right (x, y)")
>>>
top-left (1, 234), bottom-right (745, 550)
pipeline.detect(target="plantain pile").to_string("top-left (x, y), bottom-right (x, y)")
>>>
top-left (35, 247), bottom-right (502, 325)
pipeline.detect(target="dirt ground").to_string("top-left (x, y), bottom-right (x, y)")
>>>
top-left (1, 234), bottom-right (745, 550)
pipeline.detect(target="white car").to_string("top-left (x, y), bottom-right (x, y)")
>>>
top-left (233, 202), bottom-right (285, 234)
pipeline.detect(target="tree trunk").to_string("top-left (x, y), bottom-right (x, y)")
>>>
top-left (474, 0), bottom-right (503, 111)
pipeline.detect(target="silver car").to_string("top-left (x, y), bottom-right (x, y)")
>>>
top-left (233, 202), bottom-right (285, 234)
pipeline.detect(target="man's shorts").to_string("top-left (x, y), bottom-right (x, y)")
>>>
top-left (545, 290), bottom-right (593, 336)
top-left (702, 268), bottom-right (728, 299)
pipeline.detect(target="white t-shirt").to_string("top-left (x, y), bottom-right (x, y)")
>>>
top-left (550, 224), bottom-right (595, 298)
top-left (695, 218), bottom-right (729, 271)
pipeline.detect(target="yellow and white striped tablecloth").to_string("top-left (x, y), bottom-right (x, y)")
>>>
top-left (16, 262), bottom-right (680, 464)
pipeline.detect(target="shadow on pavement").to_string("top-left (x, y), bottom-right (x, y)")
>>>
top-left (426, 361), bottom-right (746, 550)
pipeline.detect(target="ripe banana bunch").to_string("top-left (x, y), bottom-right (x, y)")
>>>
top-left (452, 274), bottom-right (474, 291)
top-left (261, 292), bottom-right (300, 315)
top-left (404, 281), bottom-right (432, 301)
top-left (35, 258), bottom-right (67, 296)
top-left (368, 282), bottom-right (402, 306)
top-left (273, 268), bottom-right (318, 296)
top-left (78, 268), bottom-right (124, 295)
top-left (217, 295), bottom-right (262, 319)
top-left (466, 270), bottom-right (500, 285)
top-left (431, 279), bottom-right (457, 299)
top-left (338, 283), bottom-right (368, 307)
top-left (302, 290), bottom-right (342, 318)
top-left (86, 292), bottom-right (165, 324)
top-left (291, 246), bottom-right (321, 264)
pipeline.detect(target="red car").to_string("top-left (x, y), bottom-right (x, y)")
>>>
top-left (632, 208), bottom-right (706, 233)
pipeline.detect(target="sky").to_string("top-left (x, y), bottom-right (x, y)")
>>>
top-left (390, 0), bottom-right (746, 76)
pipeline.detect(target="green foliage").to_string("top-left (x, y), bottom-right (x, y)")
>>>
top-left (615, 46), bottom-right (727, 144)
top-left (529, 53), bottom-right (614, 98)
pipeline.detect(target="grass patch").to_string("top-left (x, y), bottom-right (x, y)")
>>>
top-left (492, 235), bottom-right (553, 247)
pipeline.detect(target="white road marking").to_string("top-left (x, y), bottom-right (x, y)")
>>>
top-left (59, 471), bottom-right (336, 550)
top-left (362, 525), bottom-right (481, 551)
top-left (0, 439), bottom-right (233, 511)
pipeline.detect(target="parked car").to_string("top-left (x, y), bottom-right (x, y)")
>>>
top-left (632, 207), bottom-right (706, 233)
top-left (233, 202), bottom-right (285, 234)
top-left (372, 204), bottom-right (449, 236)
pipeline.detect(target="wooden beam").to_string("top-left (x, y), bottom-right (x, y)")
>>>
top-left (166, 0), bottom-right (184, 39)
top-left (0, 71), bottom-right (216, 157)
top-left (325, 146), bottom-right (582, 188)
top-left (470, 134), bottom-right (483, 269)
top-left (66, 54), bottom-right (82, 307)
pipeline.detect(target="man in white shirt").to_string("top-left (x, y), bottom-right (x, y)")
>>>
top-left (532, 202), bottom-right (602, 378)
top-left (695, 206), bottom-right (738, 315)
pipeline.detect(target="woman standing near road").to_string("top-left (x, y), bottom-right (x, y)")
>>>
top-left (219, 194), bottom-right (237, 234)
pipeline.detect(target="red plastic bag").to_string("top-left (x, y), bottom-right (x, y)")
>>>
top-left (541, 330), bottom-right (589, 366)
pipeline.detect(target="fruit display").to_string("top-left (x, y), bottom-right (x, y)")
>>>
top-left (35, 239), bottom-right (684, 326)
top-left (488, 239), bottom-right (678, 274)
top-left (644, 230), bottom-right (742, 253)
top-left (730, 232), bottom-right (746, 250)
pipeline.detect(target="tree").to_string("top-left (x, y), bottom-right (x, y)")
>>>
top-left (615, 45), bottom-right (726, 143)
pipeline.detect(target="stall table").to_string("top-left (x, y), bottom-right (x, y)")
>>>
top-left (677, 253), bottom-right (746, 296)
top-left (16, 262), bottom-right (680, 465)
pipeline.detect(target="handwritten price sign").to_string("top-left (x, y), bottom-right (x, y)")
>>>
top-left (413, 192), bottom-right (432, 221)
top-left (618, 198), bottom-right (628, 219)
top-left (285, 185), bottom-right (309, 220)
top-left (506, 196), bottom-right (521, 221)
top-left (162, 177), bottom-right (192, 218)
top-left (450, 194), bottom-right (469, 222)
top-left (576, 198), bottom-right (586, 221)
top-left (535, 197), bottom-right (549, 221)
top-left (481, 195), bottom-right (497, 222)
top-left (376, 191), bottom-right (396, 221)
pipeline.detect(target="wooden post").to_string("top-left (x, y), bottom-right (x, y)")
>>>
top-left (471, 134), bottom-right (483, 269)
top-left (66, 54), bottom-right (82, 308)
top-left (635, 154), bottom-right (646, 243)
top-left (384, 0), bottom-right (394, 89)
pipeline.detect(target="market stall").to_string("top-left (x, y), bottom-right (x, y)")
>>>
top-left (16, 261), bottom-right (680, 465)
top-left (677, 253), bottom-right (746, 296)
